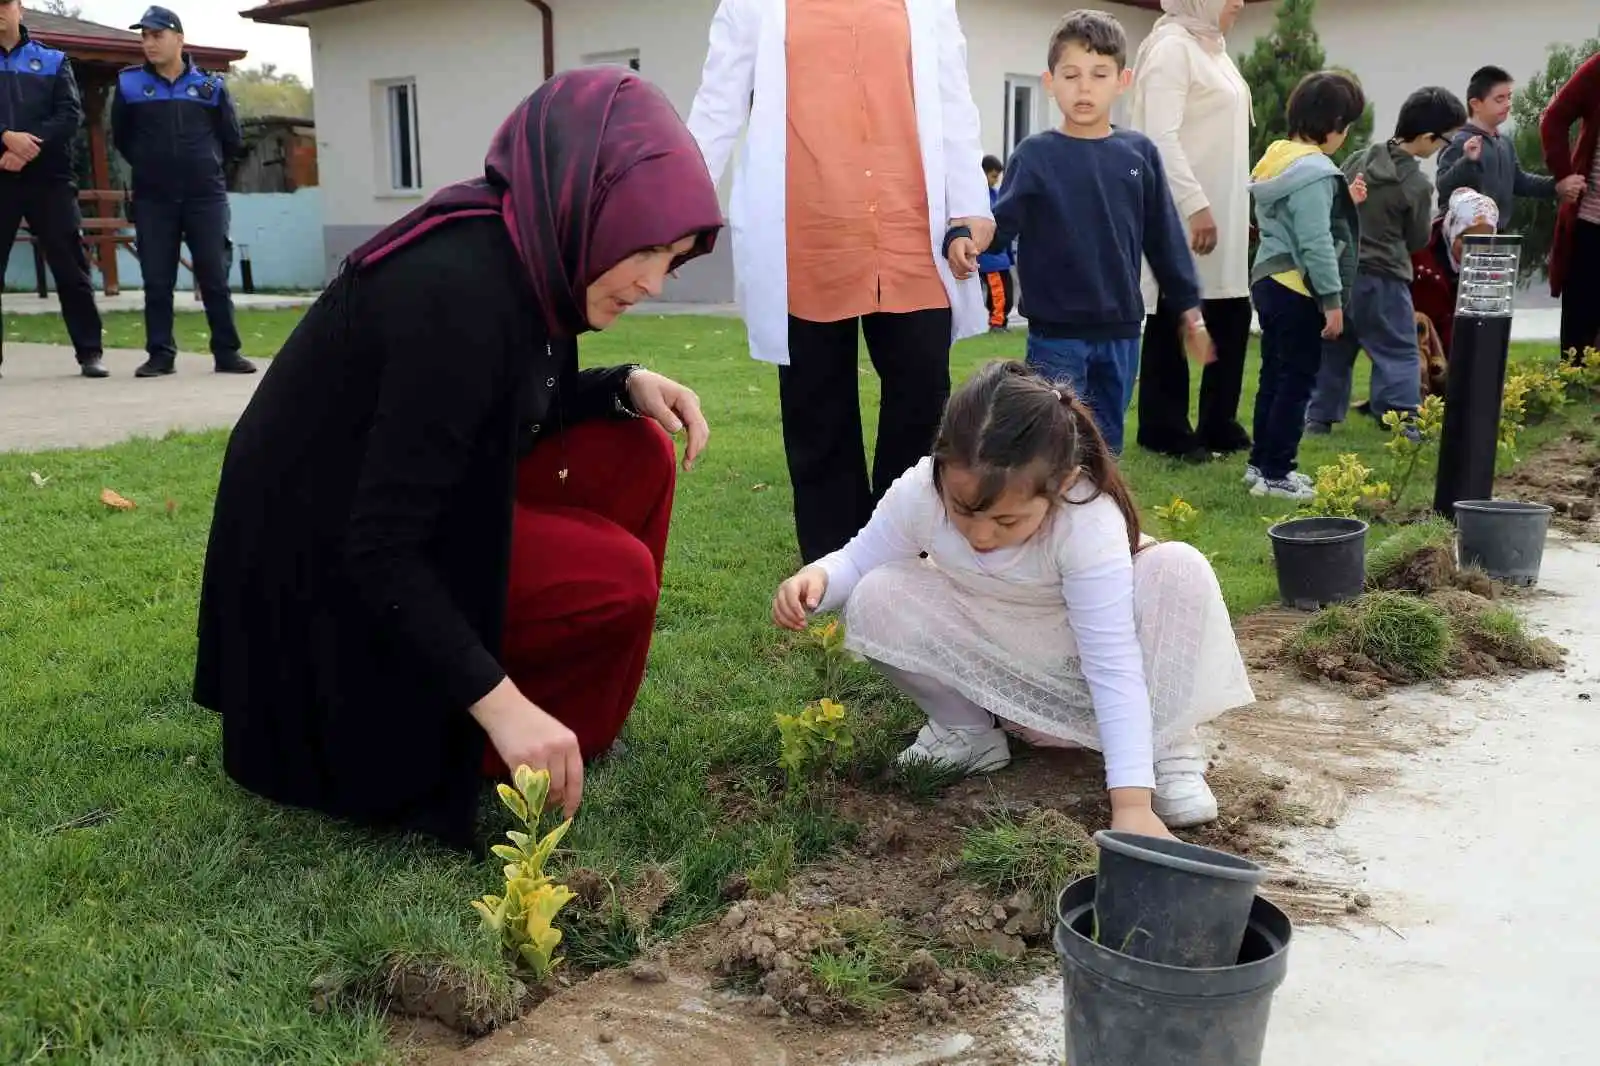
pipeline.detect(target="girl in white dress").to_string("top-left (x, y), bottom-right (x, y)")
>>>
top-left (772, 361), bottom-right (1255, 833)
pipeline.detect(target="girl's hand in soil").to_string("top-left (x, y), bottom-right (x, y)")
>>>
top-left (1108, 788), bottom-right (1176, 840)
top-left (773, 566), bottom-right (830, 630)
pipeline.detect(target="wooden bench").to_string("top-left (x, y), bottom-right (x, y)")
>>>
top-left (18, 189), bottom-right (137, 298)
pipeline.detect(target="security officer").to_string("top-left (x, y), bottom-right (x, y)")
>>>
top-left (112, 6), bottom-right (253, 376)
top-left (0, 0), bottom-right (108, 378)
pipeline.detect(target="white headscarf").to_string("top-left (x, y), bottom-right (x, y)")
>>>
top-left (1444, 187), bottom-right (1499, 270)
top-left (1136, 0), bottom-right (1229, 67)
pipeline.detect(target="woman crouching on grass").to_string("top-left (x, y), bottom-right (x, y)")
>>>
top-left (771, 361), bottom-right (1255, 835)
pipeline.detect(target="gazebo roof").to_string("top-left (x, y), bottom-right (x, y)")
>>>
top-left (23, 7), bottom-right (247, 68)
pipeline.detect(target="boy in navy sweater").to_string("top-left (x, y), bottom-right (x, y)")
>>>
top-left (946, 9), bottom-right (1210, 454)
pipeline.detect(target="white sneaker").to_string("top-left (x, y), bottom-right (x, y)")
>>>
top-left (897, 720), bottom-right (1012, 775)
top-left (1249, 475), bottom-right (1316, 502)
top-left (1152, 739), bottom-right (1219, 828)
top-left (1243, 465), bottom-right (1313, 490)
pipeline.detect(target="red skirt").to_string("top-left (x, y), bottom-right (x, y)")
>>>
top-left (482, 417), bottom-right (675, 776)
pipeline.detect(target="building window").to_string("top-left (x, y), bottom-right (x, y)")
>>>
top-left (582, 48), bottom-right (641, 72)
top-left (1004, 75), bottom-right (1046, 159)
top-left (381, 78), bottom-right (422, 192)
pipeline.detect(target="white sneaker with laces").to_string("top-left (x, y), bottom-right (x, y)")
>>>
top-left (1249, 475), bottom-right (1316, 501)
top-left (897, 720), bottom-right (1012, 775)
top-left (1152, 737), bottom-right (1219, 828)
top-left (1243, 465), bottom-right (1313, 490)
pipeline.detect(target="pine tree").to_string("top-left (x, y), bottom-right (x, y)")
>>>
top-left (1236, 0), bottom-right (1374, 166)
top-left (1507, 30), bottom-right (1600, 286)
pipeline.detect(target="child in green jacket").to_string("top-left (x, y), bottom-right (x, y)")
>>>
top-left (1244, 71), bottom-right (1366, 500)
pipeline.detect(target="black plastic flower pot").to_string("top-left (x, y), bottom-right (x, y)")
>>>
top-left (1267, 516), bottom-right (1368, 611)
top-left (1454, 499), bottom-right (1553, 587)
top-left (1056, 874), bottom-right (1291, 1066)
top-left (1092, 830), bottom-right (1267, 969)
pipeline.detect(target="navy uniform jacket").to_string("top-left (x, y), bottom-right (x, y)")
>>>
top-left (0, 26), bottom-right (84, 183)
top-left (112, 59), bottom-right (243, 202)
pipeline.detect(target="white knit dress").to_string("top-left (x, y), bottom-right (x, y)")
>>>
top-left (815, 460), bottom-right (1254, 782)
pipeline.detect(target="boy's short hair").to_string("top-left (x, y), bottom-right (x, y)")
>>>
top-left (1286, 71), bottom-right (1367, 145)
top-left (1467, 65), bottom-right (1513, 104)
top-left (1394, 86), bottom-right (1467, 141)
top-left (1047, 9), bottom-right (1127, 72)
top-left (981, 154), bottom-right (1004, 174)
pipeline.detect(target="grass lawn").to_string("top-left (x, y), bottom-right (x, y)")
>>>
top-left (4, 308), bottom-right (304, 359)
top-left (0, 308), bottom-right (1569, 1062)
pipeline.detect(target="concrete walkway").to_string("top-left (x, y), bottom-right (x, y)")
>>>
top-left (0, 343), bottom-right (261, 452)
top-left (1003, 536), bottom-right (1600, 1065)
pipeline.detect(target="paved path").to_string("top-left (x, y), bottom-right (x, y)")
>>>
top-left (0, 344), bottom-right (261, 452)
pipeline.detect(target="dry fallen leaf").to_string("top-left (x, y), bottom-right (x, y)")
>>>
top-left (751, 483), bottom-right (769, 492)
top-left (29, 471), bottom-right (50, 487)
top-left (165, 498), bottom-right (178, 516)
top-left (100, 488), bottom-right (136, 511)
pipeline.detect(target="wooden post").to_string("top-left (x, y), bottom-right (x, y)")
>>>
top-left (82, 73), bottom-right (118, 297)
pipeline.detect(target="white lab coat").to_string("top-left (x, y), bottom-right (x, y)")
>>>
top-left (686, 0), bottom-right (992, 366)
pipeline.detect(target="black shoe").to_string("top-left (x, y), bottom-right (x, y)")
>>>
top-left (215, 354), bottom-right (258, 375)
top-left (1199, 423), bottom-right (1252, 455)
top-left (136, 357), bottom-right (176, 378)
top-left (79, 357), bottom-right (110, 379)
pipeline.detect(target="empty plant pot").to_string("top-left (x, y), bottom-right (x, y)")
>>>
top-left (1056, 874), bottom-right (1292, 1066)
top-left (1454, 500), bottom-right (1553, 587)
top-left (1092, 830), bottom-right (1267, 969)
top-left (1267, 516), bottom-right (1368, 610)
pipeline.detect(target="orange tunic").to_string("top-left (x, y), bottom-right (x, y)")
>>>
top-left (785, 0), bottom-right (949, 324)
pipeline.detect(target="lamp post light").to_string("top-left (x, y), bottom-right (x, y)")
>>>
top-left (1433, 233), bottom-right (1522, 521)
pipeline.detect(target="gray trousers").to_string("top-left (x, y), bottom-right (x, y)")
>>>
top-left (1308, 270), bottom-right (1422, 425)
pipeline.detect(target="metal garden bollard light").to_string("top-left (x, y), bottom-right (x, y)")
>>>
top-left (1433, 233), bottom-right (1522, 520)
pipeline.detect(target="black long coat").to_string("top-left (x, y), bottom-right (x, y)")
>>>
top-left (194, 218), bottom-right (633, 848)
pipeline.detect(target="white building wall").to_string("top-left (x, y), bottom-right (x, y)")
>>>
top-left (303, 0), bottom-right (548, 273)
top-left (299, 0), bottom-right (1595, 292)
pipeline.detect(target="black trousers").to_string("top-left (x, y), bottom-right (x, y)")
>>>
top-left (1561, 219), bottom-right (1600, 364)
top-left (0, 177), bottom-right (103, 367)
top-left (135, 196), bottom-right (242, 362)
top-left (1136, 295), bottom-right (1253, 455)
top-left (779, 308), bottom-right (952, 563)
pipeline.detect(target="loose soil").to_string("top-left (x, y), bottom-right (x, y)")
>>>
top-left (391, 458), bottom-right (1580, 1063)
top-left (1498, 430), bottom-right (1600, 538)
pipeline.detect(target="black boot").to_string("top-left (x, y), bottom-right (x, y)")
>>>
top-left (79, 355), bottom-right (110, 379)
top-left (136, 356), bottom-right (177, 378)
top-left (214, 353), bottom-right (258, 375)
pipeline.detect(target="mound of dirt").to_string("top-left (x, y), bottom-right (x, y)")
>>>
top-left (1497, 433), bottom-right (1600, 537)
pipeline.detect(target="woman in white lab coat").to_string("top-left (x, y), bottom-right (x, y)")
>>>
top-left (687, 0), bottom-right (993, 563)
top-left (1128, 0), bottom-right (1254, 462)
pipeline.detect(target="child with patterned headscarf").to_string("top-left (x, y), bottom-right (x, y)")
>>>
top-left (1411, 187), bottom-right (1499, 356)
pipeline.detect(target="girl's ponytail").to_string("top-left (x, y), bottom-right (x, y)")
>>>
top-left (1058, 391), bottom-right (1143, 555)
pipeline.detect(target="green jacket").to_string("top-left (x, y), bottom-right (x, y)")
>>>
top-left (1345, 141), bottom-right (1433, 283)
top-left (1248, 140), bottom-right (1361, 310)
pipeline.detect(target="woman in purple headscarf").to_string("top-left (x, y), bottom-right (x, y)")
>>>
top-left (193, 68), bottom-right (725, 849)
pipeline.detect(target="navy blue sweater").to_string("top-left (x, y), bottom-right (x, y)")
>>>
top-left (987, 129), bottom-right (1199, 340)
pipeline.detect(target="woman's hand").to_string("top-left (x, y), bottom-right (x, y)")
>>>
top-left (1188, 207), bottom-right (1219, 255)
top-left (773, 565), bottom-right (830, 630)
top-left (952, 215), bottom-right (996, 255)
top-left (471, 679), bottom-right (584, 819)
top-left (1180, 310), bottom-right (1217, 366)
top-left (1108, 788), bottom-right (1175, 840)
top-left (626, 369), bottom-right (710, 471)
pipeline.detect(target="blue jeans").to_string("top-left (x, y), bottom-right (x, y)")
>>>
top-left (1308, 271), bottom-right (1423, 425)
top-left (1249, 278), bottom-right (1327, 481)
top-left (1025, 333), bottom-right (1140, 453)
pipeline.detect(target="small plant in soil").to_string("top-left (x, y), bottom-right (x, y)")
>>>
top-left (471, 765), bottom-right (577, 984)
top-left (776, 697), bottom-right (856, 789)
top-left (959, 808), bottom-right (1098, 917)
top-left (1380, 395), bottom-right (1443, 508)
top-left (1153, 496), bottom-right (1202, 544)
top-left (1301, 453), bottom-right (1389, 519)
